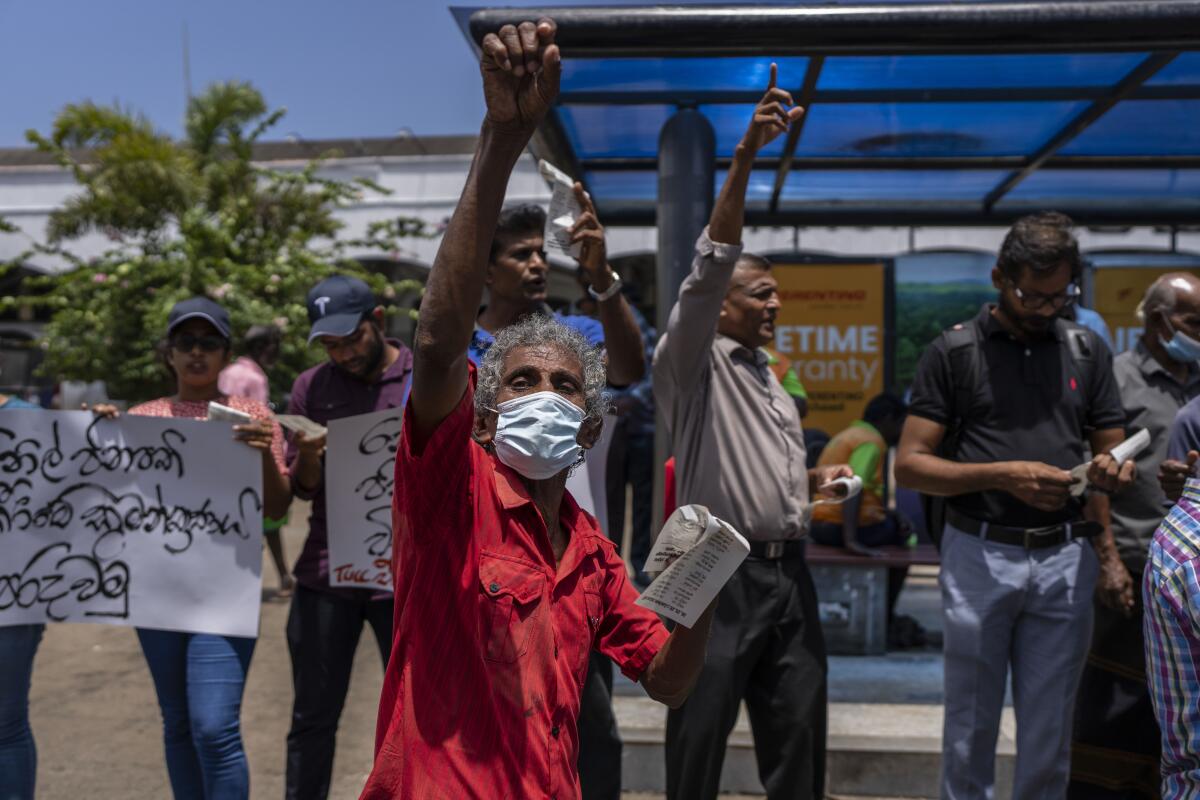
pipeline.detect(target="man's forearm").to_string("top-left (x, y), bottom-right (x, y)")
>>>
top-left (895, 452), bottom-right (1006, 497)
top-left (596, 292), bottom-right (645, 386)
top-left (641, 603), bottom-right (715, 708)
top-left (416, 123), bottom-right (528, 364)
top-left (292, 451), bottom-right (322, 494)
top-left (708, 144), bottom-right (755, 246)
top-left (1086, 491), bottom-right (1121, 563)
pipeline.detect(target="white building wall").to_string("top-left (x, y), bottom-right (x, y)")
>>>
top-left (2, 152), bottom-right (1197, 275)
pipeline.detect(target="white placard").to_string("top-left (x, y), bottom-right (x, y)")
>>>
top-left (0, 411), bottom-right (263, 637)
top-left (325, 407), bottom-right (402, 590)
top-left (565, 410), bottom-right (618, 534)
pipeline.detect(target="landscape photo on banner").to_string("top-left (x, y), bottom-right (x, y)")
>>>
top-left (771, 260), bottom-right (893, 435)
top-left (325, 406), bottom-right (403, 590)
top-left (0, 411), bottom-right (263, 638)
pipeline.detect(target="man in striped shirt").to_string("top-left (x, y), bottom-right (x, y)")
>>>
top-left (1142, 474), bottom-right (1200, 796)
top-left (1145, 476), bottom-right (1200, 798)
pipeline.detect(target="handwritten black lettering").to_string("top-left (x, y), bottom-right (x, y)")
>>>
top-left (70, 417), bottom-right (186, 478)
top-left (0, 541), bottom-right (130, 622)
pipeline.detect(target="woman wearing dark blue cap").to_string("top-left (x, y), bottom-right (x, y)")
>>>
top-left (93, 296), bottom-right (291, 799)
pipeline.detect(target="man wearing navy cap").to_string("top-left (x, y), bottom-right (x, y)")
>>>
top-left (282, 274), bottom-right (413, 800)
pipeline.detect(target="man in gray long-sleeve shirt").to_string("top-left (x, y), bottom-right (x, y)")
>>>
top-left (653, 65), bottom-right (853, 800)
top-left (1069, 273), bottom-right (1200, 796)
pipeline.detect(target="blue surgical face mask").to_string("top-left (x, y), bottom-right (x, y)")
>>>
top-left (1161, 317), bottom-right (1200, 363)
top-left (492, 391), bottom-right (585, 480)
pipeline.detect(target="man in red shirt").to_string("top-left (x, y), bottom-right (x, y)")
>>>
top-left (359, 18), bottom-right (714, 800)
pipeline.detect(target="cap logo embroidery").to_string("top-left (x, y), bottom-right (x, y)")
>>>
top-left (314, 296), bottom-right (331, 316)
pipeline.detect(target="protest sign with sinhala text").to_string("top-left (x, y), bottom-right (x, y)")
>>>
top-left (0, 411), bottom-right (263, 637)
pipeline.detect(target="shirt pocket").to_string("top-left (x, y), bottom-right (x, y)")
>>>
top-left (478, 551), bottom-right (546, 664)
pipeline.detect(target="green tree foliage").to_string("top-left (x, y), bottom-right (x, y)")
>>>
top-left (1, 81), bottom-right (427, 402)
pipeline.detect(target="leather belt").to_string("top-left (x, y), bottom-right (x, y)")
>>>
top-left (747, 539), bottom-right (805, 560)
top-left (946, 508), bottom-right (1101, 550)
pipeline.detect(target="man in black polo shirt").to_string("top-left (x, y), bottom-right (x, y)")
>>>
top-left (896, 212), bottom-right (1134, 799)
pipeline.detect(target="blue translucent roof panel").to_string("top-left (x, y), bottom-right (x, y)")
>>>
top-left (585, 171), bottom-right (657, 202)
top-left (1061, 100), bottom-right (1200, 156)
top-left (699, 104), bottom-right (788, 157)
top-left (796, 101), bottom-right (1087, 157)
top-left (560, 104), bottom-right (790, 158)
top-left (1145, 52), bottom-right (1200, 85)
top-left (778, 170), bottom-right (1007, 202)
top-left (818, 54), bottom-right (1146, 90)
top-left (1000, 170), bottom-right (1200, 207)
top-left (586, 169), bottom-right (1009, 203)
top-left (561, 57), bottom-right (808, 93)
top-left (559, 105), bottom-right (673, 158)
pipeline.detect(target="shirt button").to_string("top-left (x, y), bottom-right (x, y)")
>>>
top-left (489, 582), bottom-right (500, 593)
top-left (551, 726), bottom-right (560, 738)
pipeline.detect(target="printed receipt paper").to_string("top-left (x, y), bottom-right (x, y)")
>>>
top-left (637, 480), bottom-right (863, 627)
top-left (538, 160), bottom-right (583, 260)
top-left (637, 505), bottom-right (750, 628)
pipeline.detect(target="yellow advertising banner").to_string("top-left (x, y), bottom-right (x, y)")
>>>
top-left (1093, 267), bottom-right (1200, 353)
top-left (772, 262), bottom-right (889, 435)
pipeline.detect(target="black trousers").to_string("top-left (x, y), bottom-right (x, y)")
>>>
top-left (577, 652), bottom-right (622, 800)
top-left (606, 423), bottom-right (655, 576)
top-left (285, 585), bottom-right (393, 800)
top-left (1068, 571), bottom-right (1161, 800)
top-left (665, 554), bottom-right (828, 800)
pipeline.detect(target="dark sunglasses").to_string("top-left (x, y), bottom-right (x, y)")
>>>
top-left (171, 334), bottom-right (227, 353)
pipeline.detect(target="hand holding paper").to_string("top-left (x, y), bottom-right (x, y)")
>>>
top-left (637, 505), bottom-right (749, 628)
top-left (1069, 428), bottom-right (1148, 497)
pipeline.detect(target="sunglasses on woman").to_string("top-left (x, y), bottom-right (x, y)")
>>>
top-left (171, 334), bottom-right (227, 353)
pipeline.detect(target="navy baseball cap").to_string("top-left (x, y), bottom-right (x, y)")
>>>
top-left (167, 297), bottom-right (231, 340)
top-left (306, 275), bottom-right (377, 344)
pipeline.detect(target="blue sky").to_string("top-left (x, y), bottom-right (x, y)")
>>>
top-left (0, 0), bottom-right (717, 147)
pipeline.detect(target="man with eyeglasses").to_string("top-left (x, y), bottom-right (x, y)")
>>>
top-left (282, 274), bottom-right (413, 800)
top-left (896, 211), bottom-right (1135, 799)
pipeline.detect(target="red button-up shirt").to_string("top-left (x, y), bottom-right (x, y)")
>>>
top-left (361, 372), bottom-right (670, 800)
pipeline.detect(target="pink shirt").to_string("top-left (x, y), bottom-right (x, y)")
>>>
top-left (129, 394), bottom-right (287, 474)
top-left (218, 357), bottom-right (270, 405)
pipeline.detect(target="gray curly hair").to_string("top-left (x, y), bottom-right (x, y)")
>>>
top-left (475, 315), bottom-right (609, 424)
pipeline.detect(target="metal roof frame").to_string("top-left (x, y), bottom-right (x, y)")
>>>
top-left (453, 2), bottom-right (1200, 227)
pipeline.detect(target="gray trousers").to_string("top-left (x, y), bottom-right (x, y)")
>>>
top-left (940, 523), bottom-right (1098, 800)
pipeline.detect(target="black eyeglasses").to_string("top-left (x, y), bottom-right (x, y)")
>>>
top-left (171, 334), bottom-right (226, 353)
top-left (1008, 280), bottom-right (1081, 311)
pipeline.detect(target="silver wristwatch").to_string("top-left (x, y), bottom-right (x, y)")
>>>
top-left (587, 269), bottom-right (623, 302)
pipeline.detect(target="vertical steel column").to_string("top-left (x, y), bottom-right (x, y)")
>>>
top-left (653, 108), bottom-right (715, 531)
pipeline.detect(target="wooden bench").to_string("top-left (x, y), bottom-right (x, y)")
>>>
top-left (805, 542), bottom-right (940, 655)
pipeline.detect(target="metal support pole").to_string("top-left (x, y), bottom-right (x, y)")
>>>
top-left (653, 108), bottom-right (715, 533)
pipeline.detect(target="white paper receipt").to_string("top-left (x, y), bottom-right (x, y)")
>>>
top-left (276, 414), bottom-right (327, 439)
top-left (206, 401), bottom-right (253, 425)
top-left (538, 159), bottom-right (583, 259)
top-left (637, 504), bottom-right (750, 628)
top-left (1069, 428), bottom-right (1151, 497)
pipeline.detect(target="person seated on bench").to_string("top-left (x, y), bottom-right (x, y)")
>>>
top-left (810, 393), bottom-right (921, 643)
top-left (810, 393), bottom-right (913, 555)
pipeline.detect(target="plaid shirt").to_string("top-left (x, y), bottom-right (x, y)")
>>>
top-left (1145, 477), bottom-right (1200, 798)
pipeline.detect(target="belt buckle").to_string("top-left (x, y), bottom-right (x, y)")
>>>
top-left (765, 541), bottom-right (785, 560)
top-left (1023, 529), bottom-right (1035, 549)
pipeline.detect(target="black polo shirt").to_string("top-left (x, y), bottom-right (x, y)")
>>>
top-left (909, 304), bottom-right (1125, 529)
